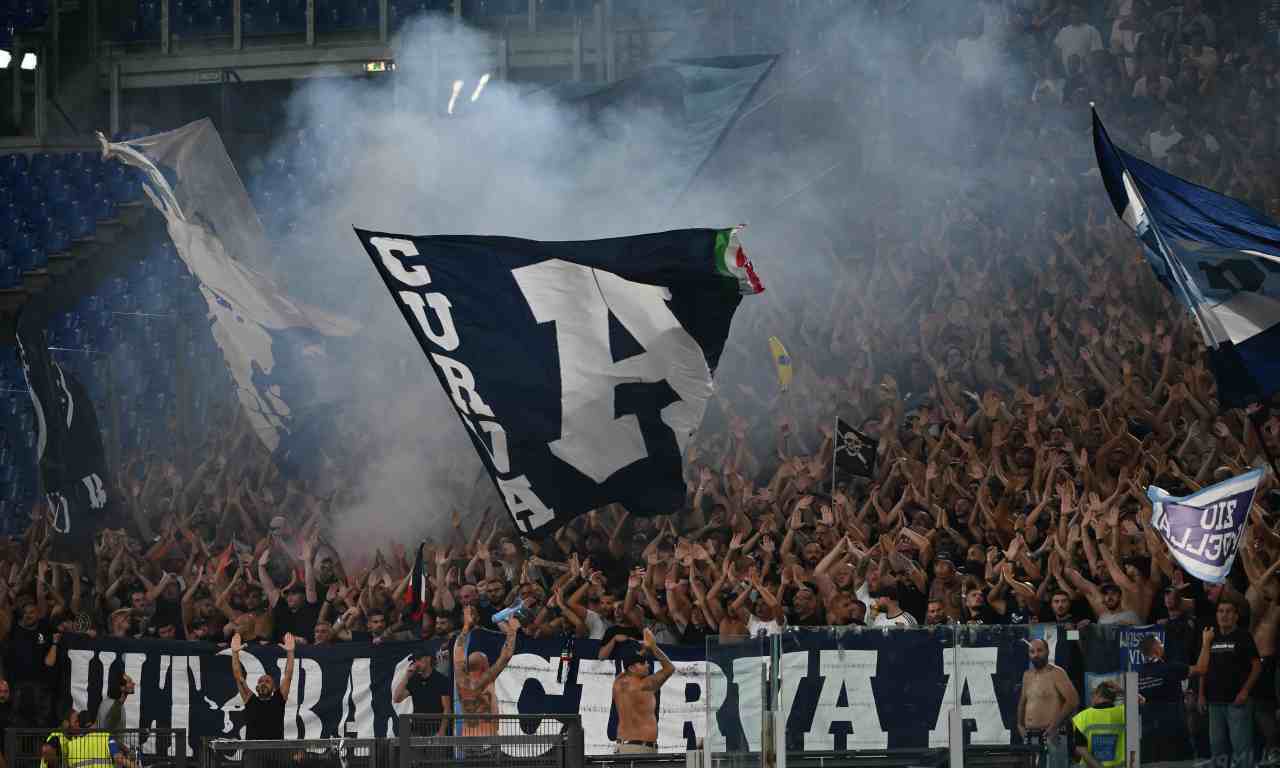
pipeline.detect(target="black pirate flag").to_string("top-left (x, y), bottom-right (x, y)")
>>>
top-left (834, 418), bottom-right (876, 479)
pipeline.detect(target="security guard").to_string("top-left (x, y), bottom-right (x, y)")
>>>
top-left (1072, 681), bottom-right (1127, 768)
top-left (63, 719), bottom-right (114, 768)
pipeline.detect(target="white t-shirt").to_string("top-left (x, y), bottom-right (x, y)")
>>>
top-left (873, 609), bottom-right (919, 628)
top-left (748, 614), bottom-right (782, 637)
top-left (584, 609), bottom-right (609, 640)
top-left (1054, 23), bottom-right (1103, 71)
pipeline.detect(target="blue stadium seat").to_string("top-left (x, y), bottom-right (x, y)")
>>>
top-left (0, 260), bottom-right (18, 289)
top-left (0, 154), bottom-right (25, 180)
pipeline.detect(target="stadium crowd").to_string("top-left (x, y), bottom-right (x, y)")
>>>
top-left (1, 0), bottom-right (1280, 766)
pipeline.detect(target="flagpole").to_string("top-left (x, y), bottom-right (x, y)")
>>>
top-left (830, 414), bottom-right (838, 495)
top-left (1094, 105), bottom-right (1214, 345)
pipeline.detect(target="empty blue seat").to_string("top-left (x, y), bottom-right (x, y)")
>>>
top-left (0, 154), bottom-right (28, 179)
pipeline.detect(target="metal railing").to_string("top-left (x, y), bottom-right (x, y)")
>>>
top-left (397, 714), bottom-right (583, 768)
top-left (202, 738), bottom-right (392, 768)
top-left (6, 728), bottom-right (188, 768)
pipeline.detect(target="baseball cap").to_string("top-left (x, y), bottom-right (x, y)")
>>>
top-left (269, 516), bottom-right (286, 530)
top-left (1100, 582), bottom-right (1121, 594)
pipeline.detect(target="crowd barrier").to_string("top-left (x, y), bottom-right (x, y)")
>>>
top-left (5, 728), bottom-right (188, 768)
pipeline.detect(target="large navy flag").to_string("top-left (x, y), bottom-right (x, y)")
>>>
top-left (1093, 109), bottom-right (1280, 407)
top-left (1147, 468), bottom-right (1261, 584)
top-left (356, 228), bottom-right (763, 536)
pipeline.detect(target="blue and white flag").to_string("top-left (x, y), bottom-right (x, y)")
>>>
top-left (99, 121), bottom-right (357, 453)
top-left (1093, 109), bottom-right (1280, 408)
top-left (356, 227), bottom-right (763, 536)
top-left (1147, 468), bottom-right (1262, 584)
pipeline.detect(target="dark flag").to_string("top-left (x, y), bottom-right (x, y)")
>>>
top-left (1093, 108), bottom-right (1280, 407)
top-left (404, 542), bottom-right (428, 621)
top-left (357, 227), bottom-right (763, 537)
top-left (834, 418), bottom-right (876, 479)
top-left (15, 309), bottom-right (112, 567)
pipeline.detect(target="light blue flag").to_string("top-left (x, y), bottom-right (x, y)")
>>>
top-left (1147, 468), bottom-right (1262, 583)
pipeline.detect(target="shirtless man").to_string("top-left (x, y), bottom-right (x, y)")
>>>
top-left (612, 628), bottom-right (675, 753)
top-left (452, 606), bottom-right (518, 740)
top-left (1064, 568), bottom-right (1139, 625)
top-left (1017, 639), bottom-right (1080, 768)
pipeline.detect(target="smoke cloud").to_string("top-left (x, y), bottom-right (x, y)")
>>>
top-left (242, 1), bottom-right (1041, 553)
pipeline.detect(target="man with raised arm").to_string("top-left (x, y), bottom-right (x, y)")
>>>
top-left (1017, 638), bottom-right (1080, 768)
top-left (230, 631), bottom-right (295, 740)
top-left (612, 628), bottom-right (676, 754)
top-left (452, 606), bottom-right (518, 739)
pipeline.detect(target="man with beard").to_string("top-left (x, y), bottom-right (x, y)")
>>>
top-left (928, 552), bottom-right (964, 621)
top-left (612, 628), bottom-right (675, 754)
top-left (1016, 638), bottom-right (1080, 768)
top-left (1064, 568), bottom-right (1139, 625)
top-left (231, 632), bottom-right (295, 740)
top-left (453, 607), bottom-right (518, 739)
top-left (1199, 601), bottom-right (1261, 768)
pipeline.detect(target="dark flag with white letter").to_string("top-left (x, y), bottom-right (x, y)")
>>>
top-left (1147, 468), bottom-right (1261, 584)
top-left (834, 418), bottom-right (876, 479)
top-left (357, 227), bottom-right (763, 536)
top-left (15, 308), bottom-right (112, 567)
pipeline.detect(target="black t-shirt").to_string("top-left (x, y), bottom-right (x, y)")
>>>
top-left (1204, 628), bottom-right (1259, 703)
top-left (965, 604), bottom-right (1003, 625)
top-left (1138, 661), bottom-right (1189, 703)
top-left (272, 599), bottom-right (322, 642)
top-left (6, 621), bottom-right (50, 683)
top-left (406, 670), bottom-right (451, 715)
top-left (152, 596), bottom-right (185, 639)
top-left (244, 691), bottom-right (286, 739)
top-left (897, 582), bottom-right (928, 626)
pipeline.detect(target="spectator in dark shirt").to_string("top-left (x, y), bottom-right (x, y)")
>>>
top-left (1137, 634), bottom-right (1200, 764)
top-left (1198, 602), bottom-right (1261, 768)
top-left (261, 538), bottom-right (320, 643)
top-left (392, 649), bottom-right (452, 735)
top-left (8, 590), bottom-right (52, 727)
top-left (231, 632), bottom-right (295, 741)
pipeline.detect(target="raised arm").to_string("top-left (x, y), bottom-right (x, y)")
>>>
top-left (279, 633), bottom-right (297, 700)
top-left (230, 633), bottom-right (252, 704)
top-left (639, 628), bottom-right (676, 691)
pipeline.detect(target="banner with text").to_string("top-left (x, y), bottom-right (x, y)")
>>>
top-left (66, 627), bottom-right (1040, 756)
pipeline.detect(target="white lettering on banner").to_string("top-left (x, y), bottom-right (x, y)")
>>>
top-left (736, 655), bottom-right (769, 752)
top-left (370, 237), bottom-right (432, 288)
top-left (658, 661), bottom-right (723, 752)
top-left (337, 658), bottom-right (376, 738)
top-left (511, 259), bottom-right (710, 484)
top-left (431, 354), bottom-right (496, 418)
top-left (389, 657), bottom-right (414, 734)
top-left (928, 647), bottom-right (1008, 747)
top-left (808, 650), bottom-right (886, 750)
top-left (399, 291), bottom-right (460, 352)
top-left (576, 659), bottom-right (620, 755)
top-left (68, 649), bottom-right (99, 713)
top-left (280, 657), bottom-right (324, 738)
top-left (165, 656), bottom-right (199, 756)
top-left (83, 473), bottom-right (107, 509)
top-left (496, 655), bottom-right (568, 756)
top-left (372, 234), bottom-right (551, 534)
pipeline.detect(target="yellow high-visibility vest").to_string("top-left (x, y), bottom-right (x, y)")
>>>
top-left (39, 729), bottom-right (68, 768)
top-left (1072, 704), bottom-right (1127, 768)
top-left (64, 732), bottom-right (115, 768)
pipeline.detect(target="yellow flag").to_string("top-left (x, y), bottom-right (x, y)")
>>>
top-left (769, 336), bottom-right (793, 391)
